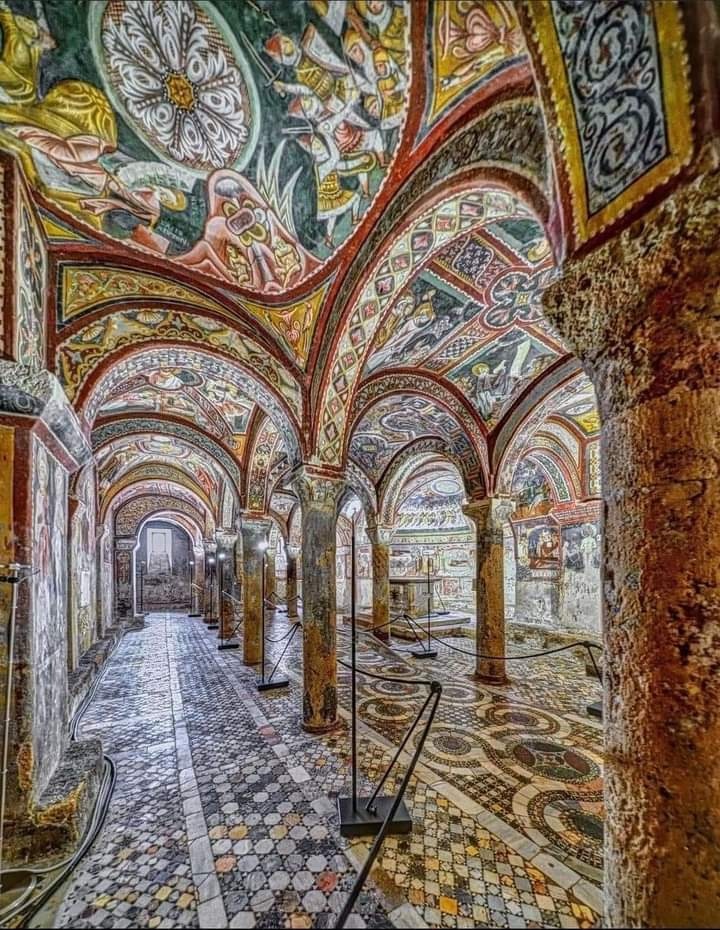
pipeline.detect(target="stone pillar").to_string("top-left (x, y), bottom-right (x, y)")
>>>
top-left (286, 545), bottom-right (299, 619)
top-left (292, 467), bottom-right (346, 732)
top-left (114, 538), bottom-right (136, 619)
top-left (216, 531), bottom-right (237, 639)
top-left (543, 165), bottom-right (720, 928)
top-left (366, 522), bottom-right (393, 643)
top-left (463, 498), bottom-right (513, 685)
top-left (240, 518), bottom-right (270, 666)
top-left (202, 540), bottom-right (217, 621)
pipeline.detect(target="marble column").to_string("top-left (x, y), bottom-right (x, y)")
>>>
top-left (366, 522), bottom-right (394, 643)
top-left (286, 545), bottom-right (299, 619)
top-left (543, 164), bottom-right (720, 928)
top-left (292, 467), bottom-right (346, 732)
top-left (216, 531), bottom-right (237, 639)
top-left (463, 498), bottom-right (513, 685)
top-left (240, 518), bottom-right (270, 666)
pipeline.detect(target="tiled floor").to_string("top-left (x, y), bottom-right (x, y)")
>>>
top-left (50, 612), bottom-right (603, 929)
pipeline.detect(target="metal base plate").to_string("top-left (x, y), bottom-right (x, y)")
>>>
top-left (206, 623), bottom-right (219, 630)
top-left (218, 642), bottom-right (240, 650)
top-left (257, 678), bottom-right (289, 692)
top-left (587, 700), bottom-right (603, 719)
top-left (189, 612), bottom-right (202, 618)
top-left (411, 649), bottom-right (438, 659)
top-left (338, 795), bottom-right (413, 837)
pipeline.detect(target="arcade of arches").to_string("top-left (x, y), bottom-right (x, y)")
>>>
top-left (0, 2), bottom-right (717, 928)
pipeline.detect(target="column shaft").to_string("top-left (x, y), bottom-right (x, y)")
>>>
top-left (543, 165), bottom-right (720, 927)
top-left (293, 470), bottom-right (345, 732)
top-left (241, 520), bottom-right (270, 666)
top-left (464, 499), bottom-right (510, 684)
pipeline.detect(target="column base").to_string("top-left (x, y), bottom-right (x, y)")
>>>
top-left (473, 671), bottom-right (509, 686)
top-left (302, 719), bottom-right (341, 735)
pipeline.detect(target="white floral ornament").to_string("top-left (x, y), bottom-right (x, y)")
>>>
top-left (102, 0), bottom-right (249, 171)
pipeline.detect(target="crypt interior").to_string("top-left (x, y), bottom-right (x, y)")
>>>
top-left (0, 1), bottom-right (717, 927)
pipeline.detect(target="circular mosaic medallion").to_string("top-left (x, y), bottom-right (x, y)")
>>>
top-left (93, 0), bottom-right (260, 174)
top-left (527, 790), bottom-right (604, 874)
top-left (483, 704), bottom-right (559, 734)
top-left (511, 739), bottom-right (599, 784)
top-left (433, 733), bottom-right (473, 756)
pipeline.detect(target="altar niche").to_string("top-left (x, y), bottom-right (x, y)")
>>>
top-left (135, 520), bottom-right (193, 613)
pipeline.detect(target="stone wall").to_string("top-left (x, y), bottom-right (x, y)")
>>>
top-left (30, 434), bottom-right (70, 798)
top-left (68, 464), bottom-right (97, 667)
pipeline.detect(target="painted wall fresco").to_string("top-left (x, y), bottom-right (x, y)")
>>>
top-left (349, 392), bottom-right (475, 484)
top-left (360, 215), bottom-right (559, 428)
top-left (447, 327), bottom-right (557, 427)
top-left (0, 0), bottom-right (410, 293)
top-left (423, 0), bottom-right (525, 132)
top-left (528, 0), bottom-right (692, 244)
top-left (394, 471), bottom-right (468, 534)
top-left (69, 463), bottom-right (97, 667)
top-left (14, 195), bottom-right (46, 370)
top-left (31, 434), bottom-right (69, 796)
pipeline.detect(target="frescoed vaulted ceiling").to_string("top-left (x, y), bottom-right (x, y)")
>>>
top-left (348, 392), bottom-right (476, 485)
top-left (0, 0), bottom-right (696, 522)
top-left (97, 365), bottom-right (256, 454)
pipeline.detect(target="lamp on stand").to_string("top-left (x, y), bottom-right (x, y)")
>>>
top-left (338, 510), bottom-right (412, 836)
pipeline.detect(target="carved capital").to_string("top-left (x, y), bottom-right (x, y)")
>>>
top-left (543, 158), bottom-right (720, 367)
top-left (291, 466), bottom-right (346, 512)
top-left (365, 522), bottom-right (394, 548)
top-left (463, 497), bottom-right (513, 540)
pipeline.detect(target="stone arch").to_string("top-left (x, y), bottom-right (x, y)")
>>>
top-left (347, 371), bottom-right (488, 484)
top-left (114, 493), bottom-right (209, 538)
top-left (313, 110), bottom-right (553, 466)
top-left (58, 317), bottom-right (303, 460)
top-left (494, 370), bottom-right (591, 496)
top-left (348, 388), bottom-right (486, 492)
top-left (99, 462), bottom-right (214, 520)
top-left (378, 439), bottom-right (481, 526)
top-left (92, 416), bottom-right (242, 506)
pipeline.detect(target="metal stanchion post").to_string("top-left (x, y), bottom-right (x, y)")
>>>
top-left (338, 514), bottom-right (412, 836)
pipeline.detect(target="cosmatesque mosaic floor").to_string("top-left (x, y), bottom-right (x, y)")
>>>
top-left (47, 612), bottom-right (603, 929)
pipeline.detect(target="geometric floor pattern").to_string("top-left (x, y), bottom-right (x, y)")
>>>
top-left (48, 613), bottom-right (602, 929)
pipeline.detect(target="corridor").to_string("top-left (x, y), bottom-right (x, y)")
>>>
top-left (46, 614), bottom-right (602, 929)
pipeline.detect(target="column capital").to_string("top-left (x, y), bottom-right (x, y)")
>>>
top-left (240, 516), bottom-right (272, 537)
top-left (215, 528), bottom-right (237, 549)
top-left (463, 496), bottom-right (514, 529)
top-left (543, 159), bottom-right (720, 361)
top-left (365, 521), bottom-right (394, 547)
top-left (290, 465), bottom-right (346, 512)
top-left (203, 538), bottom-right (217, 555)
top-left (114, 537), bottom-right (137, 551)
